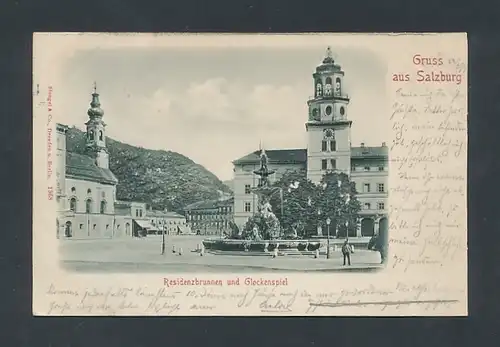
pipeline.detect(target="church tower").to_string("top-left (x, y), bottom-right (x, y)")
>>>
top-left (306, 48), bottom-right (352, 184)
top-left (85, 83), bottom-right (109, 169)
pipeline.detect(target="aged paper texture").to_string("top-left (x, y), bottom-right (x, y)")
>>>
top-left (33, 33), bottom-right (467, 316)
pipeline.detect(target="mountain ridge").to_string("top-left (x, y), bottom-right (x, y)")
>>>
top-left (65, 126), bottom-right (232, 214)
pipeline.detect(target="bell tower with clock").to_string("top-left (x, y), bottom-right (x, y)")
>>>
top-left (306, 47), bottom-right (352, 184)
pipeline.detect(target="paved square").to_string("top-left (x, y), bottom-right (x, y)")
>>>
top-left (60, 235), bottom-right (383, 273)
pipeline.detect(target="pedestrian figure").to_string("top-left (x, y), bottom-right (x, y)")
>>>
top-left (178, 247), bottom-right (183, 256)
top-left (172, 245), bottom-right (176, 253)
top-left (342, 239), bottom-right (353, 266)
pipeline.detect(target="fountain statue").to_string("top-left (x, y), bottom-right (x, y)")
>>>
top-left (201, 145), bottom-right (323, 254)
top-left (242, 148), bottom-right (282, 240)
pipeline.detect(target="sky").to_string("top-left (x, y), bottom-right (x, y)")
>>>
top-left (56, 45), bottom-right (388, 181)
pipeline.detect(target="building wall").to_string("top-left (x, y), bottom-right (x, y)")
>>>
top-left (56, 125), bottom-right (67, 212)
top-left (233, 162), bottom-right (305, 229)
top-left (65, 178), bottom-right (116, 215)
top-left (57, 213), bottom-right (133, 239)
top-left (351, 158), bottom-right (389, 218)
top-left (306, 122), bottom-right (351, 184)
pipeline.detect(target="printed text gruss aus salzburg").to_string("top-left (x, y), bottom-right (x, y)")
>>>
top-left (392, 54), bottom-right (463, 85)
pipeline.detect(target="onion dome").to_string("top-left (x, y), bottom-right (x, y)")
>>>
top-left (87, 82), bottom-right (104, 118)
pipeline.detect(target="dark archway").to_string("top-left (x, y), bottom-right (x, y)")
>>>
top-left (65, 221), bottom-right (72, 238)
top-left (361, 218), bottom-right (374, 236)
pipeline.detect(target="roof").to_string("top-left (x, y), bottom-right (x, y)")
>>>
top-left (184, 200), bottom-right (219, 211)
top-left (351, 146), bottom-right (388, 159)
top-left (233, 149), bottom-right (308, 165)
top-left (216, 197), bottom-right (234, 207)
top-left (184, 197), bottom-right (234, 211)
top-left (134, 219), bottom-right (157, 230)
top-left (233, 146), bottom-right (388, 165)
top-left (66, 151), bottom-right (118, 185)
top-left (150, 210), bottom-right (185, 218)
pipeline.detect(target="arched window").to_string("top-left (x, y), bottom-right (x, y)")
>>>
top-left (65, 221), bottom-right (72, 237)
top-left (86, 199), bottom-right (92, 213)
top-left (315, 80), bottom-right (322, 97)
top-left (89, 130), bottom-right (95, 141)
top-left (87, 188), bottom-right (92, 194)
top-left (70, 198), bottom-right (77, 212)
top-left (324, 77), bottom-right (332, 96)
top-left (335, 77), bottom-right (341, 94)
top-left (100, 200), bottom-right (107, 214)
top-left (99, 131), bottom-right (103, 141)
top-left (71, 187), bottom-right (76, 193)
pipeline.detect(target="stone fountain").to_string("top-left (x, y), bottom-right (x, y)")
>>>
top-left (242, 148), bottom-right (282, 240)
top-left (202, 147), bottom-right (324, 255)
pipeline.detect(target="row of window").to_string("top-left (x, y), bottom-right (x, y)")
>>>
top-left (321, 140), bottom-right (336, 152)
top-left (70, 187), bottom-right (107, 197)
top-left (321, 159), bottom-right (337, 170)
top-left (79, 223), bottom-right (114, 230)
top-left (135, 209), bottom-right (143, 217)
top-left (357, 183), bottom-right (385, 193)
top-left (315, 77), bottom-right (342, 97)
top-left (352, 165), bottom-right (385, 172)
top-left (244, 200), bottom-right (385, 213)
top-left (188, 207), bottom-right (233, 215)
top-left (188, 214), bottom-right (229, 221)
top-left (363, 202), bottom-right (385, 210)
top-left (245, 181), bottom-right (385, 195)
top-left (150, 219), bottom-right (185, 225)
top-left (88, 129), bottom-right (104, 141)
top-left (70, 198), bottom-right (107, 214)
top-left (191, 221), bottom-right (231, 228)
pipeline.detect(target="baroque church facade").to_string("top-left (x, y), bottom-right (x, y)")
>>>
top-left (233, 48), bottom-right (389, 242)
top-left (55, 87), bottom-right (187, 239)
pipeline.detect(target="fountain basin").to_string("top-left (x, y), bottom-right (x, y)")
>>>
top-left (202, 238), bottom-right (324, 254)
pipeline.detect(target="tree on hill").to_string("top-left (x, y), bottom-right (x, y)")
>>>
top-left (65, 126), bottom-right (232, 214)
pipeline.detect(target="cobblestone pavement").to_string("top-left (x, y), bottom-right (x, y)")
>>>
top-left (60, 235), bottom-right (384, 273)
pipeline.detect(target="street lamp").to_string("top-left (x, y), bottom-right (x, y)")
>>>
top-left (326, 217), bottom-right (331, 259)
top-left (161, 219), bottom-right (166, 255)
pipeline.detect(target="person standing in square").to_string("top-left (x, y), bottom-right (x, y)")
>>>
top-left (342, 239), bottom-right (353, 266)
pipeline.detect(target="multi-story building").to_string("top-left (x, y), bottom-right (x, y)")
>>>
top-left (232, 48), bottom-right (388, 242)
top-left (55, 86), bottom-right (191, 239)
top-left (184, 198), bottom-right (234, 235)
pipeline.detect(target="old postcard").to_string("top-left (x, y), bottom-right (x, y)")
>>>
top-left (33, 33), bottom-right (467, 316)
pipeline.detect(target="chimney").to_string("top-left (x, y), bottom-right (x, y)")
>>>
top-left (360, 142), bottom-right (365, 148)
top-left (382, 142), bottom-right (386, 147)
